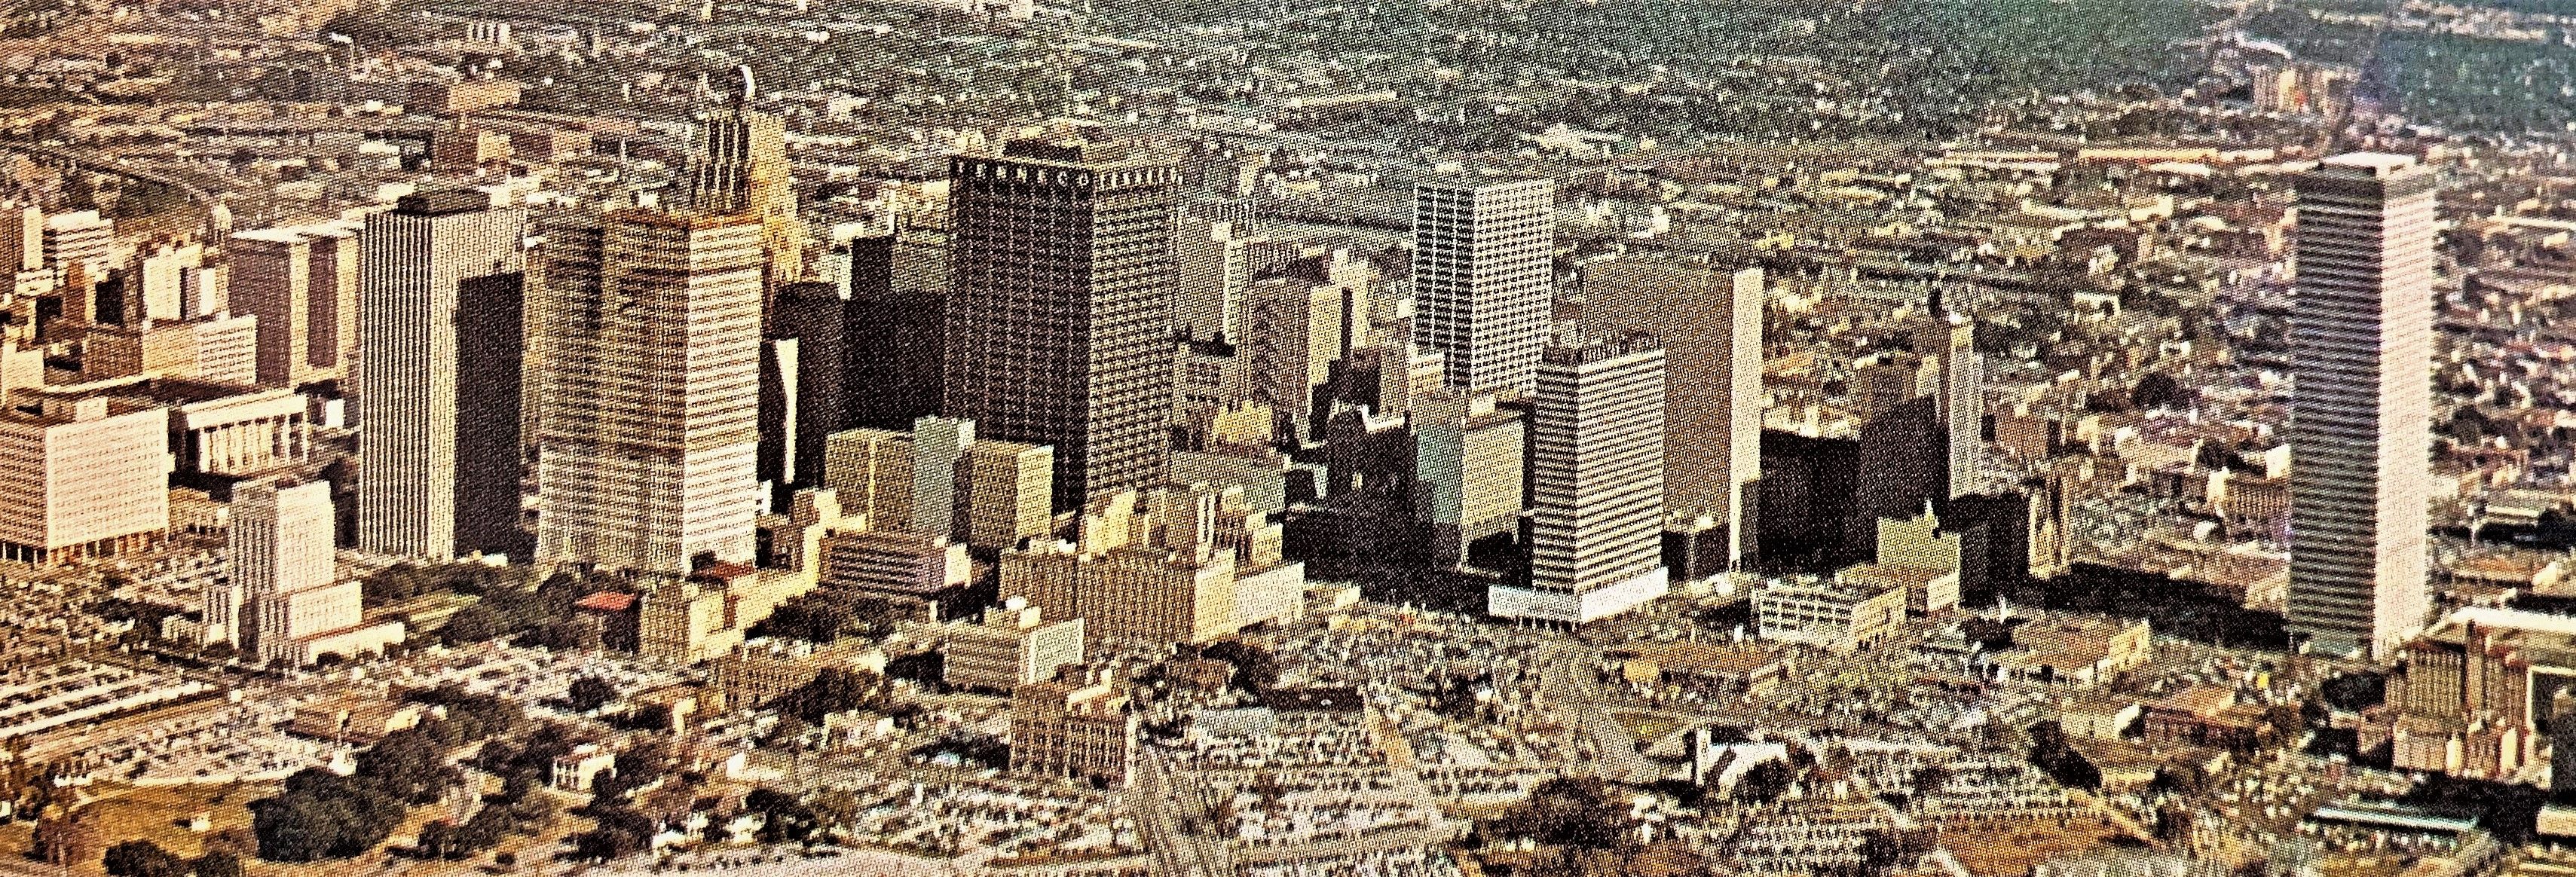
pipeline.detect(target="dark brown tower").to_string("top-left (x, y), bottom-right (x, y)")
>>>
top-left (944, 140), bottom-right (1177, 512)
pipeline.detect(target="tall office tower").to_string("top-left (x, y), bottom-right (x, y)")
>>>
top-left (2286, 153), bottom-right (2437, 659)
top-left (944, 140), bottom-right (1178, 512)
top-left (1412, 177), bottom-right (1553, 398)
top-left (1944, 348), bottom-right (1986, 500)
top-left (1491, 332), bottom-right (1669, 624)
top-left (228, 479), bottom-right (334, 655)
top-left (356, 190), bottom-right (528, 561)
top-left (1413, 389), bottom-right (1524, 567)
top-left (228, 221), bottom-right (359, 388)
top-left (1173, 216), bottom-right (1255, 343)
top-left (843, 232), bottom-right (947, 430)
top-left (1575, 255), bottom-right (1764, 568)
top-left (536, 209), bottom-right (763, 574)
top-left (757, 281), bottom-right (848, 497)
top-left (0, 203), bottom-right (39, 274)
top-left (1242, 274), bottom-right (1345, 442)
top-left (684, 85), bottom-right (806, 285)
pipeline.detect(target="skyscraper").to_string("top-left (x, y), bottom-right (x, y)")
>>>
top-left (1413, 177), bottom-right (1553, 398)
top-left (757, 280), bottom-right (847, 497)
top-left (843, 232), bottom-right (947, 431)
top-left (684, 81), bottom-right (806, 286)
top-left (228, 220), bottom-right (359, 389)
top-left (944, 140), bottom-right (1177, 512)
top-left (356, 189), bottom-right (528, 561)
top-left (1575, 253), bottom-right (1764, 568)
top-left (1944, 347), bottom-right (1986, 500)
top-left (536, 209), bottom-right (763, 574)
top-left (1491, 332), bottom-right (1669, 625)
top-left (2286, 153), bottom-right (2437, 659)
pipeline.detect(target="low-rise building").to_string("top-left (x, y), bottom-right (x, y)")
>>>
top-left (941, 597), bottom-right (1084, 693)
top-left (552, 744), bottom-right (617, 792)
top-left (1009, 670), bottom-right (1137, 788)
top-left (1753, 576), bottom-right (1907, 652)
top-left (1981, 616), bottom-right (2152, 686)
top-left (0, 394), bottom-right (170, 566)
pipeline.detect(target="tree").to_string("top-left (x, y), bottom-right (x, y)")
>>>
top-left (2122, 368), bottom-right (2184, 408)
top-left (415, 820), bottom-right (454, 859)
top-left (777, 668), bottom-right (886, 723)
top-left (567, 677), bottom-right (619, 713)
top-left (750, 593), bottom-right (853, 643)
top-left (745, 788), bottom-right (817, 845)
top-left (1499, 777), bottom-right (1631, 853)
top-left (191, 851), bottom-right (243, 877)
top-left (356, 729), bottom-right (453, 804)
top-left (1201, 640), bottom-right (1280, 692)
top-left (102, 839), bottom-right (187, 877)
top-left (1733, 759), bottom-right (1796, 804)
top-left (440, 604), bottom-right (504, 646)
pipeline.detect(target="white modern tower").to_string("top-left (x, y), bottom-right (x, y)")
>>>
top-left (228, 480), bottom-right (341, 662)
top-left (1491, 332), bottom-right (1669, 625)
top-left (1413, 177), bottom-right (1553, 398)
top-left (2285, 153), bottom-right (2437, 659)
top-left (535, 209), bottom-right (763, 574)
top-left (356, 190), bottom-right (528, 561)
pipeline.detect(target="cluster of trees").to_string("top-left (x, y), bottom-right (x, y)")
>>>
top-left (101, 842), bottom-right (238, 877)
top-left (769, 668), bottom-right (892, 725)
top-left (746, 592), bottom-right (899, 644)
top-left (566, 676), bottom-right (621, 714)
top-left (2026, 721), bottom-right (2103, 790)
top-left (1196, 640), bottom-right (1280, 692)
top-left (251, 688), bottom-right (524, 862)
top-left (439, 570), bottom-right (623, 649)
top-left (361, 563), bottom-right (524, 607)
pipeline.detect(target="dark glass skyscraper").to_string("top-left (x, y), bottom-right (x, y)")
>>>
top-left (944, 140), bottom-right (1177, 512)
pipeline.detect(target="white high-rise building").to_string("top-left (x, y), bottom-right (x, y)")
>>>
top-left (1413, 178), bottom-right (1553, 398)
top-left (357, 190), bottom-right (528, 561)
top-left (41, 210), bottom-right (112, 282)
top-left (228, 480), bottom-right (335, 655)
top-left (228, 479), bottom-right (396, 665)
top-left (536, 209), bottom-right (763, 574)
top-left (1491, 332), bottom-right (1669, 625)
top-left (1574, 256), bottom-right (1765, 567)
top-left (1945, 347), bottom-right (1985, 500)
top-left (2286, 153), bottom-right (2437, 659)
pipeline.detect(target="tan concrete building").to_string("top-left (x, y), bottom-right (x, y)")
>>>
top-left (821, 418), bottom-right (1053, 552)
top-left (942, 596), bottom-right (1085, 692)
top-left (1009, 671), bottom-right (1137, 787)
top-left (1006, 542), bottom-right (1237, 647)
top-left (1751, 576), bottom-right (1907, 652)
top-left (1413, 389), bottom-right (1525, 565)
top-left (0, 395), bottom-right (170, 565)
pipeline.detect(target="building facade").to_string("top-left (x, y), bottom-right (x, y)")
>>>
top-left (356, 190), bottom-right (528, 561)
top-left (944, 141), bottom-right (1177, 512)
top-left (535, 209), bottom-right (763, 574)
top-left (2286, 153), bottom-right (2437, 659)
top-left (1492, 332), bottom-right (1669, 625)
top-left (0, 396), bottom-right (169, 566)
top-left (1412, 177), bottom-right (1552, 397)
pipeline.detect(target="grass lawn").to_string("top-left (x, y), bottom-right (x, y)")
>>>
top-left (1614, 712), bottom-right (1681, 744)
top-left (76, 781), bottom-right (268, 860)
top-left (1938, 816), bottom-right (2129, 876)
